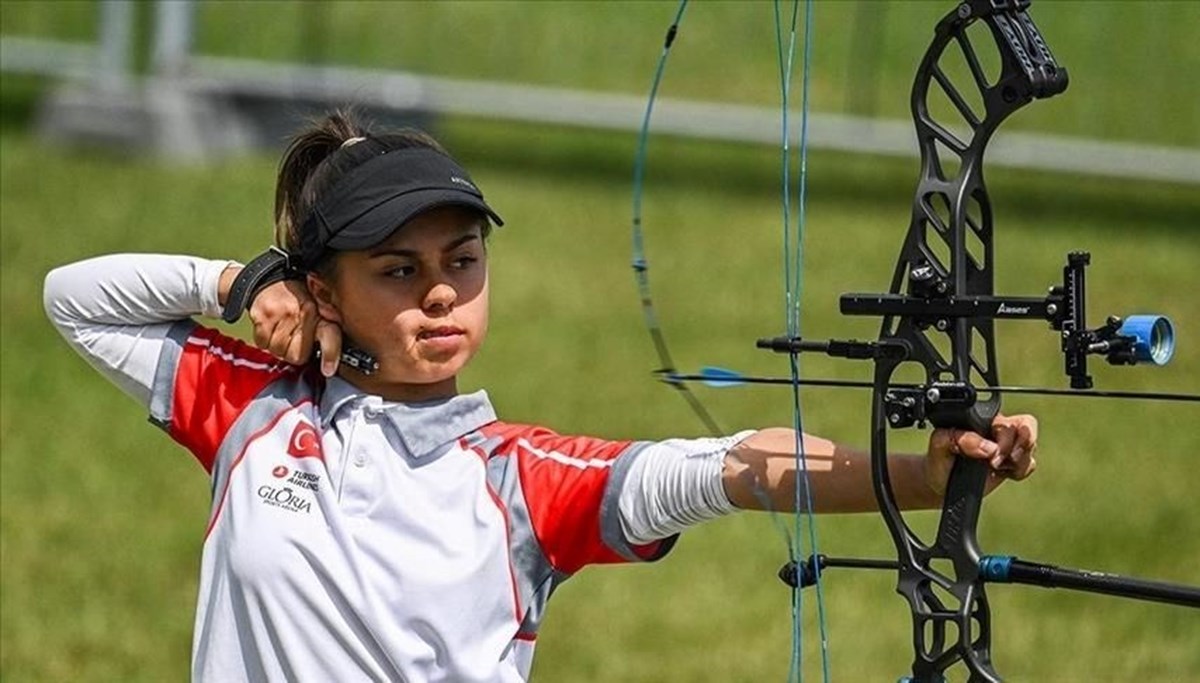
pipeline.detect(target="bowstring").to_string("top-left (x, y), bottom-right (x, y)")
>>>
top-left (777, 0), bottom-right (831, 681)
top-left (633, 2), bottom-right (830, 679)
top-left (632, 0), bottom-right (804, 557)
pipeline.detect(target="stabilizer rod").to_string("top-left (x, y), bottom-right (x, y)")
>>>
top-left (782, 554), bottom-right (1200, 608)
top-left (980, 556), bottom-right (1200, 608)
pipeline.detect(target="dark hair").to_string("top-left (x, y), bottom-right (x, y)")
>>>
top-left (274, 110), bottom-right (485, 271)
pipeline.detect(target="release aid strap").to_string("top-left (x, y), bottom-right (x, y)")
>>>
top-left (221, 247), bottom-right (306, 324)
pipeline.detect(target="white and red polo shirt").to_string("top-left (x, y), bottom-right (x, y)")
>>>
top-left (150, 323), bottom-right (681, 682)
top-left (45, 254), bottom-right (744, 682)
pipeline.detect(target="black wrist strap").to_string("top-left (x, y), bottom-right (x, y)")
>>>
top-left (221, 247), bottom-right (305, 324)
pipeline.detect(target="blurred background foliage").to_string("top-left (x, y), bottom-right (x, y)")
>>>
top-left (2, 2), bottom-right (1197, 681)
top-left (3, 0), bottom-right (1198, 146)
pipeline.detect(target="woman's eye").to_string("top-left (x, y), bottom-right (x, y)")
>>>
top-left (451, 255), bottom-right (479, 269)
top-left (387, 265), bottom-right (417, 279)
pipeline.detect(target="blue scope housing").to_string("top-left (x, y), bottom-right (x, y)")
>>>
top-left (1117, 315), bottom-right (1175, 365)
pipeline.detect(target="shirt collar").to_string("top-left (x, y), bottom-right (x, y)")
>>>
top-left (319, 375), bottom-right (363, 427)
top-left (319, 376), bottom-right (497, 457)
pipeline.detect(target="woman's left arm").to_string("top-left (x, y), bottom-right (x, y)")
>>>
top-left (722, 414), bottom-right (1038, 513)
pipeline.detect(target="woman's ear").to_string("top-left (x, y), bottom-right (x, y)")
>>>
top-left (307, 272), bottom-right (343, 324)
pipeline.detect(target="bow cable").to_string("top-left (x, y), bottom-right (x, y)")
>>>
top-left (630, 0), bottom-right (798, 546)
top-left (776, 0), bottom-right (831, 680)
top-left (631, 2), bottom-right (834, 679)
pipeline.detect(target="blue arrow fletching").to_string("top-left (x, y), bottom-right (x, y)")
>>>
top-left (698, 366), bottom-right (747, 388)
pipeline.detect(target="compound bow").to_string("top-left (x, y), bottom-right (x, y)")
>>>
top-left (632, 1), bottom-right (1199, 681)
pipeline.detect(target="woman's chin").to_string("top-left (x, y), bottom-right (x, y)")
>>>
top-left (386, 361), bottom-right (464, 390)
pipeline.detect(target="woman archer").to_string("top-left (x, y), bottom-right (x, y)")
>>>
top-left (43, 111), bottom-right (1037, 682)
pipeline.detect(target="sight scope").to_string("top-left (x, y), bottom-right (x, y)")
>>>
top-left (1117, 315), bottom-right (1175, 366)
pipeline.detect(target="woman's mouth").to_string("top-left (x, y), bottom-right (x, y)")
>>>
top-left (418, 326), bottom-right (465, 341)
top-left (417, 327), bottom-right (466, 354)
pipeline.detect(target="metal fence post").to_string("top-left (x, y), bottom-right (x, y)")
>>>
top-left (153, 0), bottom-right (196, 78)
top-left (97, 0), bottom-right (135, 90)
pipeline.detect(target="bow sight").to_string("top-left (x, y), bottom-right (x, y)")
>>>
top-left (761, 250), bottom-right (1178, 430)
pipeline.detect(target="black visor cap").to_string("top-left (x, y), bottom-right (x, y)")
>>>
top-left (298, 147), bottom-right (503, 266)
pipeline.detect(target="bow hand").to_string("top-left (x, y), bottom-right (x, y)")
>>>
top-left (926, 414), bottom-right (1039, 497)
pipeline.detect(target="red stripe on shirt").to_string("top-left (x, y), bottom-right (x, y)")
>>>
top-left (169, 326), bottom-right (295, 472)
top-left (480, 422), bottom-right (660, 574)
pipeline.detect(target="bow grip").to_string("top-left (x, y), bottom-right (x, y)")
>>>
top-left (221, 247), bottom-right (306, 324)
top-left (931, 393), bottom-right (998, 559)
top-left (932, 400), bottom-right (999, 570)
top-left (935, 449), bottom-right (990, 569)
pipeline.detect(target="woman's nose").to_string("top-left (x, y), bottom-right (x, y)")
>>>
top-left (423, 281), bottom-right (457, 312)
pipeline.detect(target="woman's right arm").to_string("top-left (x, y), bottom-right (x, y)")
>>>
top-left (43, 254), bottom-right (237, 408)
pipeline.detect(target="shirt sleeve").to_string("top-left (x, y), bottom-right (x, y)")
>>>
top-left (43, 253), bottom-right (291, 471)
top-left (43, 254), bottom-right (233, 404)
top-left (151, 324), bottom-right (295, 472)
top-left (482, 422), bottom-right (739, 574)
top-left (615, 430), bottom-right (753, 545)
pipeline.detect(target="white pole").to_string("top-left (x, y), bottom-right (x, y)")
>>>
top-left (97, 0), bottom-right (134, 89)
top-left (152, 0), bottom-right (196, 79)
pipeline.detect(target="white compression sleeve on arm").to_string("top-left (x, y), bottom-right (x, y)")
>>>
top-left (43, 254), bottom-right (235, 405)
top-left (617, 430), bottom-right (754, 546)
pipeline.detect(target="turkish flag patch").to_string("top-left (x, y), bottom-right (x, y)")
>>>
top-left (287, 422), bottom-right (323, 460)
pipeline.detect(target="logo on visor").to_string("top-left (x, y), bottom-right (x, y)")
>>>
top-left (450, 176), bottom-right (477, 191)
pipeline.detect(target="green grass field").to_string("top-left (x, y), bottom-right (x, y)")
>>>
top-left (3, 1), bottom-right (1199, 681)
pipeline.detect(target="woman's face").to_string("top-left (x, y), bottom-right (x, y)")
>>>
top-left (310, 205), bottom-right (490, 401)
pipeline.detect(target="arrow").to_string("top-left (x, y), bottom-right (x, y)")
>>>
top-left (662, 367), bottom-right (1200, 402)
